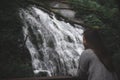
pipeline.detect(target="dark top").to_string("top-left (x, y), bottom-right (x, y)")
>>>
top-left (78, 49), bottom-right (118, 80)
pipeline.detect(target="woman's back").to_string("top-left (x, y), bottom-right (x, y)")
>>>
top-left (78, 49), bottom-right (118, 80)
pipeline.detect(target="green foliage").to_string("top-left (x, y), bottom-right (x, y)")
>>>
top-left (69, 0), bottom-right (119, 29)
top-left (84, 14), bottom-right (104, 27)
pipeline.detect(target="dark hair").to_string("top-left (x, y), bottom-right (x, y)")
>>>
top-left (83, 28), bottom-right (114, 72)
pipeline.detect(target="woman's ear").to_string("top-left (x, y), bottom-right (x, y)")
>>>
top-left (83, 36), bottom-right (90, 49)
top-left (83, 36), bottom-right (86, 45)
top-left (83, 36), bottom-right (87, 48)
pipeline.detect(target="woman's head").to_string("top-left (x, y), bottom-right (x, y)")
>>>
top-left (83, 28), bottom-right (103, 50)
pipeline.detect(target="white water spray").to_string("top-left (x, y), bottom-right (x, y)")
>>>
top-left (20, 6), bottom-right (84, 76)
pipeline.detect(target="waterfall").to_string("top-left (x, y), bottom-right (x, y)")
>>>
top-left (19, 6), bottom-right (84, 76)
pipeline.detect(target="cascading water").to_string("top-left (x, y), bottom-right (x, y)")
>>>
top-left (20, 6), bottom-right (84, 76)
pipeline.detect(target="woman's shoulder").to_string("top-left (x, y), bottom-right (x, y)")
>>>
top-left (79, 49), bottom-right (95, 67)
top-left (82, 49), bottom-right (94, 55)
top-left (81, 49), bottom-right (96, 59)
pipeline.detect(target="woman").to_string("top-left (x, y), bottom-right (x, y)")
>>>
top-left (78, 29), bottom-right (118, 80)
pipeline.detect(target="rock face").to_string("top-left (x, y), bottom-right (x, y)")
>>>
top-left (49, 1), bottom-right (76, 19)
top-left (48, 1), bottom-right (84, 24)
top-left (0, 0), bottom-right (33, 78)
